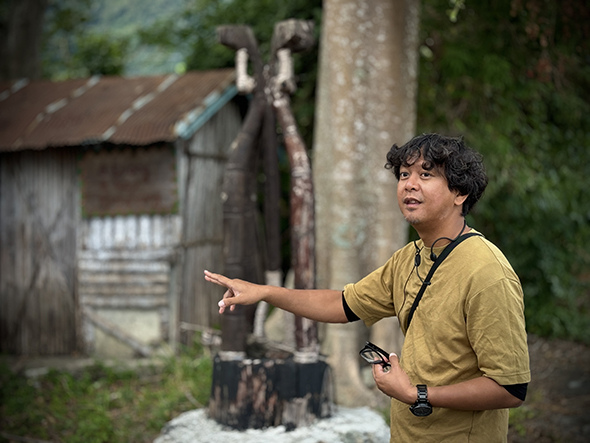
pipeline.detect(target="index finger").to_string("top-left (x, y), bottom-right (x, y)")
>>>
top-left (204, 270), bottom-right (230, 288)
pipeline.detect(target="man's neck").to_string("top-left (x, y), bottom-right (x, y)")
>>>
top-left (416, 218), bottom-right (468, 247)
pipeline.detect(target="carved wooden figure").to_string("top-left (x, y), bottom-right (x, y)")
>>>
top-left (209, 20), bottom-right (333, 430)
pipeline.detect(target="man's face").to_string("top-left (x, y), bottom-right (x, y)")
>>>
top-left (396, 156), bottom-right (465, 228)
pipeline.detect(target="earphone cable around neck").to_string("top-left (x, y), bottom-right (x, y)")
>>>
top-left (413, 241), bottom-right (427, 284)
top-left (429, 219), bottom-right (467, 261)
top-left (409, 218), bottom-right (469, 293)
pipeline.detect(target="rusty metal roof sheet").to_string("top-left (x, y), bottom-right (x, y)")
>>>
top-left (0, 69), bottom-right (237, 152)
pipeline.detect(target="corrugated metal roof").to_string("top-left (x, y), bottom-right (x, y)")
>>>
top-left (0, 69), bottom-right (237, 152)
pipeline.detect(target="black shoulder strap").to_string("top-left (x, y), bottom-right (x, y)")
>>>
top-left (405, 233), bottom-right (482, 330)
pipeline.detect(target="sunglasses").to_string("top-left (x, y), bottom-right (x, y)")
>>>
top-left (359, 341), bottom-right (391, 369)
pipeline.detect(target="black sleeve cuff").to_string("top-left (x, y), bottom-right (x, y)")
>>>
top-left (342, 292), bottom-right (360, 322)
top-left (502, 383), bottom-right (528, 401)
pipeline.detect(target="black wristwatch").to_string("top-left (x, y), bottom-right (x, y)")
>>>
top-left (410, 384), bottom-right (432, 417)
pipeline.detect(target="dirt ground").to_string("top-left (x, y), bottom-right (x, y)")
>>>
top-left (507, 334), bottom-right (590, 442)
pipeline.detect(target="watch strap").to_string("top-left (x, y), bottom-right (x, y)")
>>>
top-left (410, 384), bottom-right (433, 416)
top-left (416, 384), bottom-right (428, 402)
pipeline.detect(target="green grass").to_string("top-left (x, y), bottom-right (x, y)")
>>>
top-left (0, 343), bottom-right (212, 443)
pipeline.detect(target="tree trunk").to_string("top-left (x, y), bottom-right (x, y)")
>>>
top-left (0, 0), bottom-right (48, 80)
top-left (313, 0), bottom-right (421, 406)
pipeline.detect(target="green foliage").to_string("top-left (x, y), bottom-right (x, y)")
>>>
top-left (43, 31), bottom-right (129, 80)
top-left (0, 342), bottom-right (213, 442)
top-left (418, 0), bottom-right (590, 343)
top-left (42, 0), bottom-right (129, 79)
top-left (89, 0), bottom-right (187, 76)
top-left (76, 32), bottom-right (129, 76)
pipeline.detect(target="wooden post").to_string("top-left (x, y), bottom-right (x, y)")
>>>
top-left (270, 19), bottom-right (318, 359)
top-left (217, 25), bottom-right (267, 355)
top-left (209, 356), bottom-right (333, 430)
top-left (208, 21), bottom-right (333, 430)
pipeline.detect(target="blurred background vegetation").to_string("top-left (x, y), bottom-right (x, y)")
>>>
top-left (18, 0), bottom-right (590, 343)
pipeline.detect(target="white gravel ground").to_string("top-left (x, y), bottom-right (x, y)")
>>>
top-left (154, 406), bottom-right (390, 443)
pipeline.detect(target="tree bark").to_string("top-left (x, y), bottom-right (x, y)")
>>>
top-left (313, 0), bottom-right (421, 406)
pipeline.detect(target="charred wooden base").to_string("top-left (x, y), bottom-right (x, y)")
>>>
top-left (208, 355), bottom-right (333, 430)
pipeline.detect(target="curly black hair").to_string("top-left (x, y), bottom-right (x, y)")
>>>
top-left (385, 133), bottom-right (488, 216)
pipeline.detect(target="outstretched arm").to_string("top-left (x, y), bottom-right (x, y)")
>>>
top-left (204, 270), bottom-right (349, 323)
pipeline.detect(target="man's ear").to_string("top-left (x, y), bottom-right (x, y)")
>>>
top-left (454, 193), bottom-right (468, 207)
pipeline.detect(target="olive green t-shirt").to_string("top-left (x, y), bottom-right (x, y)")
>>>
top-left (344, 231), bottom-right (531, 442)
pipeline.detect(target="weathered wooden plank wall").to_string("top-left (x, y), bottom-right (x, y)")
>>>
top-left (0, 149), bottom-right (79, 355)
top-left (79, 214), bottom-right (180, 354)
top-left (178, 103), bottom-right (242, 342)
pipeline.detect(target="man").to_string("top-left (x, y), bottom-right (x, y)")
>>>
top-left (205, 133), bottom-right (531, 442)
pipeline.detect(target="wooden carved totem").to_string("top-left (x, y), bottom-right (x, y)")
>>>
top-left (209, 20), bottom-right (333, 430)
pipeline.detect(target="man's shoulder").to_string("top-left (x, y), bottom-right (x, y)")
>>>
top-left (454, 233), bottom-right (520, 281)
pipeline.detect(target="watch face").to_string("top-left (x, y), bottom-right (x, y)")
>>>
top-left (410, 402), bottom-right (432, 417)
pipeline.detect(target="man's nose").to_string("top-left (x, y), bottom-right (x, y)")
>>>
top-left (405, 175), bottom-right (418, 191)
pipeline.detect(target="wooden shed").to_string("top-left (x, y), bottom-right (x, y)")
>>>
top-left (0, 70), bottom-right (243, 357)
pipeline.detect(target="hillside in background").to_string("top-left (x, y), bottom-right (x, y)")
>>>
top-left (89, 0), bottom-right (185, 34)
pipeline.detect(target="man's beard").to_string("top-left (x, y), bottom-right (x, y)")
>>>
top-left (402, 212), bottom-right (421, 225)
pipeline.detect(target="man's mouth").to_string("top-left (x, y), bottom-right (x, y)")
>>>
top-left (403, 197), bottom-right (421, 207)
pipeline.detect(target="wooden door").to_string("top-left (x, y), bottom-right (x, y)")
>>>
top-left (0, 149), bottom-right (79, 355)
